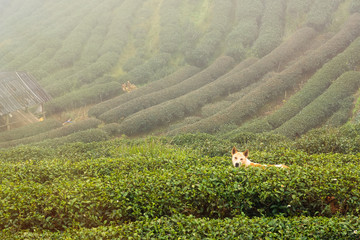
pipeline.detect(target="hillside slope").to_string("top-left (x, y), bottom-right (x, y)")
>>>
top-left (1, 0), bottom-right (360, 144)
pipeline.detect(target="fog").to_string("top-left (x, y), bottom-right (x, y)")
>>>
top-left (0, 0), bottom-right (359, 137)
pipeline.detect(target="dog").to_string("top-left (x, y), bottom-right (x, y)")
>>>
top-left (231, 146), bottom-right (289, 168)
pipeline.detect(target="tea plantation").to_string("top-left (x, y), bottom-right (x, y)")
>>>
top-left (1, 1), bottom-right (360, 238)
top-left (1, 125), bottom-right (360, 239)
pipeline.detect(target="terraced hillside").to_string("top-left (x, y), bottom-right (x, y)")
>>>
top-left (1, 0), bottom-right (360, 145)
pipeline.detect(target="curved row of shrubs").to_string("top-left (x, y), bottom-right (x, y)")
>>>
top-left (45, 81), bottom-right (122, 115)
top-left (88, 65), bottom-right (200, 118)
top-left (121, 52), bottom-right (172, 86)
top-left (171, 14), bottom-right (360, 135)
top-left (0, 119), bottom-right (62, 143)
top-left (33, 128), bottom-right (109, 148)
top-left (0, 141), bottom-right (359, 232)
top-left (275, 71), bottom-right (360, 138)
top-left (350, 0), bottom-right (360, 13)
top-left (225, 0), bottom-right (264, 60)
top-left (252, 0), bottom-right (286, 57)
top-left (0, 118), bottom-right (101, 148)
top-left (185, 0), bottom-right (234, 67)
top-left (99, 56), bottom-right (235, 123)
top-left (117, 27), bottom-right (317, 136)
top-left (233, 34), bottom-right (360, 134)
top-left (306, 0), bottom-right (343, 30)
top-left (158, 0), bottom-right (183, 54)
top-left (42, 0), bottom-right (142, 97)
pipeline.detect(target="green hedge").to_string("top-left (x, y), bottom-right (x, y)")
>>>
top-left (287, 0), bottom-right (313, 15)
top-left (99, 56), bottom-right (235, 123)
top-left (170, 15), bottom-right (360, 135)
top-left (118, 27), bottom-right (317, 136)
top-left (2, 215), bottom-right (359, 239)
top-left (225, 0), bottom-right (264, 60)
top-left (45, 81), bottom-right (122, 115)
top-left (252, 0), bottom-right (286, 57)
top-left (292, 122), bottom-right (360, 154)
top-left (306, 0), bottom-right (343, 30)
top-left (40, 0), bottom-right (142, 97)
top-left (0, 119), bottom-right (62, 143)
top-left (326, 96), bottom-right (355, 126)
top-left (88, 65), bottom-right (200, 118)
top-left (267, 36), bottom-right (360, 130)
top-left (350, 0), bottom-right (360, 13)
top-left (0, 118), bottom-right (102, 148)
top-left (33, 128), bottom-right (109, 148)
top-left (185, 0), bottom-right (233, 67)
top-left (275, 71), bottom-right (360, 138)
top-left (158, 0), bottom-right (182, 53)
top-left (122, 53), bottom-right (172, 85)
top-left (0, 141), bottom-right (359, 232)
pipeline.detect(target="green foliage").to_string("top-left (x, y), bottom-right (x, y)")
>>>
top-left (0, 119), bottom-right (62, 143)
top-left (267, 35), bottom-right (360, 130)
top-left (0, 138), bottom-right (360, 235)
top-left (169, 27), bottom-right (318, 135)
top-left (275, 71), bottom-right (360, 138)
top-left (122, 53), bottom-right (172, 85)
top-left (226, 0), bottom-right (264, 60)
top-left (99, 56), bottom-right (235, 123)
top-left (88, 65), bottom-right (200, 118)
top-left (350, 0), bottom-right (360, 13)
top-left (2, 215), bottom-right (359, 239)
top-left (34, 128), bottom-right (109, 148)
top-left (174, 15), bottom-right (360, 135)
top-left (0, 118), bottom-right (102, 148)
top-left (170, 133), bottom-right (231, 157)
top-left (307, 0), bottom-right (344, 30)
top-left (326, 96), bottom-right (355, 127)
top-left (185, 0), bottom-right (233, 67)
top-left (45, 81), bottom-right (122, 115)
top-left (252, 0), bottom-right (286, 57)
top-left (292, 122), bottom-right (360, 154)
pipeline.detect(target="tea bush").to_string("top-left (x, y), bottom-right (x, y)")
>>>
top-left (275, 71), bottom-right (360, 138)
top-left (158, 0), bottom-right (182, 53)
top-left (45, 81), bottom-right (122, 115)
top-left (252, 0), bottom-right (286, 57)
top-left (170, 15), bottom-right (360, 135)
top-left (0, 136), bottom-right (360, 237)
top-left (170, 133), bottom-right (231, 157)
top-left (88, 65), bottom-right (200, 118)
top-left (326, 96), bottom-right (355, 127)
top-left (0, 141), bottom-right (360, 233)
top-left (123, 53), bottom-right (172, 85)
top-left (99, 56), bottom-right (235, 123)
top-left (307, 0), bottom-right (343, 30)
top-left (33, 128), bottom-right (109, 148)
top-left (185, 0), bottom-right (233, 67)
top-left (120, 27), bottom-right (317, 136)
top-left (267, 36), bottom-right (360, 129)
top-left (0, 119), bottom-right (62, 143)
top-left (292, 123), bottom-right (360, 154)
top-left (350, 0), bottom-right (360, 13)
top-left (0, 118), bottom-right (101, 148)
top-left (225, 0), bottom-right (264, 60)
top-left (3, 215), bottom-right (359, 239)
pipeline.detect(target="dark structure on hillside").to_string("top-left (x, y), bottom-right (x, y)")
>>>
top-left (0, 72), bottom-right (51, 130)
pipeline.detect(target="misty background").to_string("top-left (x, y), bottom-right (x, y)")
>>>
top-left (1, 0), bottom-right (360, 140)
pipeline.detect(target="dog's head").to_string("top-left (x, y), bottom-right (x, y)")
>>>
top-left (231, 146), bottom-right (249, 167)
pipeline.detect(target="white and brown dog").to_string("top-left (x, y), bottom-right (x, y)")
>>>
top-left (231, 147), bottom-right (288, 168)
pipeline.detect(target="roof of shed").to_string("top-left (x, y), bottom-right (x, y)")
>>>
top-left (0, 72), bottom-right (51, 116)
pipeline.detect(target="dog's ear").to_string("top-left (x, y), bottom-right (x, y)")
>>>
top-left (232, 146), bottom-right (237, 155)
top-left (243, 149), bottom-right (249, 158)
